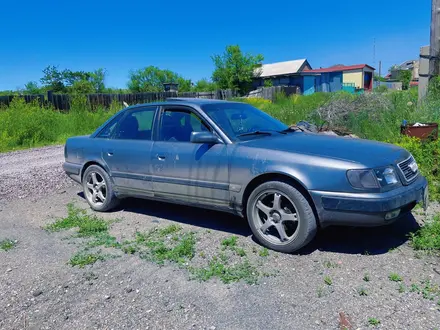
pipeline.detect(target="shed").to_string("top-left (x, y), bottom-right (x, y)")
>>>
top-left (303, 64), bottom-right (375, 92)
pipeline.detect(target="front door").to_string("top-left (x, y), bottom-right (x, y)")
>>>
top-left (100, 106), bottom-right (157, 196)
top-left (151, 107), bottom-right (230, 207)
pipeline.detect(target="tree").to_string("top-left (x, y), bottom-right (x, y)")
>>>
top-left (70, 80), bottom-right (95, 94)
top-left (23, 81), bottom-right (42, 94)
top-left (211, 45), bottom-right (264, 94)
top-left (128, 66), bottom-right (192, 93)
top-left (192, 78), bottom-right (217, 92)
top-left (40, 65), bottom-right (66, 92)
top-left (374, 75), bottom-right (386, 82)
top-left (398, 70), bottom-right (413, 90)
top-left (89, 69), bottom-right (106, 93)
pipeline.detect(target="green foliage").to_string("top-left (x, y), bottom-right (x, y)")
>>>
top-left (368, 318), bottom-right (381, 326)
top-left (23, 81), bottom-right (42, 94)
top-left (69, 252), bottom-right (105, 268)
top-left (259, 248), bottom-right (269, 257)
top-left (0, 239), bottom-right (17, 251)
top-left (45, 203), bottom-right (108, 237)
top-left (211, 45), bottom-right (264, 95)
top-left (70, 80), bottom-right (95, 94)
top-left (192, 78), bottom-right (217, 92)
top-left (190, 256), bottom-right (259, 284)
top-left (128, 66), bottom-right (192, 93)
top-left (410, 215), bottom-right (440, 251)
top-left (363, 273), bottom-right (370, 282)
top-left (324, 276), bottom-right (332, 285)
top-left (39, 65), bottom-right (106, 93)
top-left (374, 85), bottom-right (388, 93)
top-left (374, 74), bottom-right (387, 82)
top-left (388, 273), bottom-right (403, 282)
top-left (358, 287), bottom-right (368, 296)
top-left (398, 70), bottom-right (413, 90)
top-left (221, 236), bottom-right (238, 249)
top-left (263, 79), bottom-right (273, 87)
top-left (0, 97), bottom-right (119, 152)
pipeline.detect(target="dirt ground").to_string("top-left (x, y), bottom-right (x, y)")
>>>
top-left (1, 146), bottom-right (440, 330)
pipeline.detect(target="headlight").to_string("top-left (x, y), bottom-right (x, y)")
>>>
top-left (347, 167), bottom-right (400, 189)
top-left (347, 170), bottom-right (379, 189)
top-left (374, 167), bottom-right (399, 187)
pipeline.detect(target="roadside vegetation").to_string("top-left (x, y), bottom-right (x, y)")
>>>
top-left (0, 239), bottom-right (17, 251)
top-left (45, 204), bottom-right (272, 284)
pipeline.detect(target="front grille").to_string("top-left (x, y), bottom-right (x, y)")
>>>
top-left (398, 156), bottom-right (418, 183)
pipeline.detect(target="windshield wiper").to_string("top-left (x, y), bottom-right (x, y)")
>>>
top-left (237, 130), bottom-right (273, 137)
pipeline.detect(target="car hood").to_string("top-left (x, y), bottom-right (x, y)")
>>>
top-left (239, 132), bottom-right (409, 167)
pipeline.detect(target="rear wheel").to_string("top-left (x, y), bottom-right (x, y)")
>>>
top-left (246, 180), bottom-right (317, 253)
top-left (82, 165), bottom-right (119, 212)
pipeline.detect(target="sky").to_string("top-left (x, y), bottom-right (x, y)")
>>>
top-left (0, 0), bottom-right (432, 90)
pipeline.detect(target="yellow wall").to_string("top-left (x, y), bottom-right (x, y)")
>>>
top-left (343, 69), bottom-right (363, 88)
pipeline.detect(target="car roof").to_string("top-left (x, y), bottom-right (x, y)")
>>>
top-left (124, 98), bottom-right (242, 110)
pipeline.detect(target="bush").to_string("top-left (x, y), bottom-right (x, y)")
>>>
top-left (0, 97), bottom-right (120, 152)
top-left (374, 85), bottom-right (388, 93)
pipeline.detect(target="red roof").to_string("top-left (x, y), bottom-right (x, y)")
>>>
top-left (303, 64), bottom-right (375, 73)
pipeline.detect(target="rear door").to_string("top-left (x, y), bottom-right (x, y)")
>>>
top-left (150, 106), bottom-right (230, 207)
top-left (99, 106), bottom-right (158, 195)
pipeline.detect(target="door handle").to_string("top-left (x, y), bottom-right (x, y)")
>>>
top-left (107, 149), bottom-right (114, 156)
top-left (157, 155), bottom-right (166, 161)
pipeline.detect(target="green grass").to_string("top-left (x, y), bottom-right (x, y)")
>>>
top-left (363, 273), bottom-right (371, 282)
top-left (190, 256), bottom-right (259, 284)
top-left (258, 247), bottom-right (269, 257)
top-left (358, 287), bottom-right (368, 296)
top-left (0, 96), bottom-right (120, 153)
top-left (324, 276), bottom-right (332, 286)
top-left (0, 239), bottom-right (17, 251)
top-left (69, 252), bottom-right (105, 268)
top-left (136, 227), bottom-right (196, 266)
top-left (389, 273), bottom-right (403, 282)
top-left (368, 318), bottom-right (381, 326)
top-left (410, 215), bottom-right (440, 252)
top-left (45, 203), bottom-right (109, 237)
top-left (221, 236), bottom-right (238, 249)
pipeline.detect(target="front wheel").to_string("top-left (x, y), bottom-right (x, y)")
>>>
top-left (246, 180), bottom-right (317, 253)
top-left (82, 165), bottom-right (119, 212)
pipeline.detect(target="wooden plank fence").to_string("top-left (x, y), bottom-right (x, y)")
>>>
top-left (0, 89), bottom-right (238, 111)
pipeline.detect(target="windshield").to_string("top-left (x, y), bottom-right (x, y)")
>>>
top-left (202, 102), bottom-right (288, 141)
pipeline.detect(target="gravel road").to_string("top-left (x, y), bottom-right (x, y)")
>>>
top-left (0, 145), bottom-right (73, 201)
top-left (1, 146), bottom-right (440, 330)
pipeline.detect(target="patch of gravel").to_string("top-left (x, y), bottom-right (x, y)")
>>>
top-left (0, 145), bottom-right (74, 202)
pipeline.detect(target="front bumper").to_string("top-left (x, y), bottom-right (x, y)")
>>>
top-left (63, 162), bottom-right (82, 184)
top-left (310, 175), bottom-right (428, 227)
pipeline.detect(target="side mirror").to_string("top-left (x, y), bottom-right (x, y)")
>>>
top-left (190, 131), bottom-right (221, 144)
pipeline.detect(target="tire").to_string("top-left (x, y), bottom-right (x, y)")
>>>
top-left (82, 165), bottom-right (119, 212)
top-left (246, 180), bottom-right (317, 253)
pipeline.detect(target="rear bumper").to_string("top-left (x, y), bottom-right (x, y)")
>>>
top-left (310, 175), bottom-right (427, 227)
top-left (63, 162), bottom-right (82, 184)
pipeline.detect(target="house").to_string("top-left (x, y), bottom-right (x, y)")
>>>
top-left (388, 60), bottom-right (419, 86)
top-left (302, 64), bottom-right (375, 95)
top-left (253, 59), bottom-right (312, 91)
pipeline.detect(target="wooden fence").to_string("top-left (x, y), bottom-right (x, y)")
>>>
top-left (0, 90), bottom-right (237, 111)
top-left (0, 87), bottom-right (299, 110)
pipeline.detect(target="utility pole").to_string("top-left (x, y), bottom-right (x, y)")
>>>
top-left (429, 0), bottom-right (440, 82)
top-left (378, 61), bottom-right (382, 87)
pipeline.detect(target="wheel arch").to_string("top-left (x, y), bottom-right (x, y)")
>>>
top-left (241, 172), bottom-right (320, 225)
top-left (80, 160), bottom-right (110, 182)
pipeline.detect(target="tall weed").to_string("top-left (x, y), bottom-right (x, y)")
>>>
top-left (0, 97), bottom-right (120, 152)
